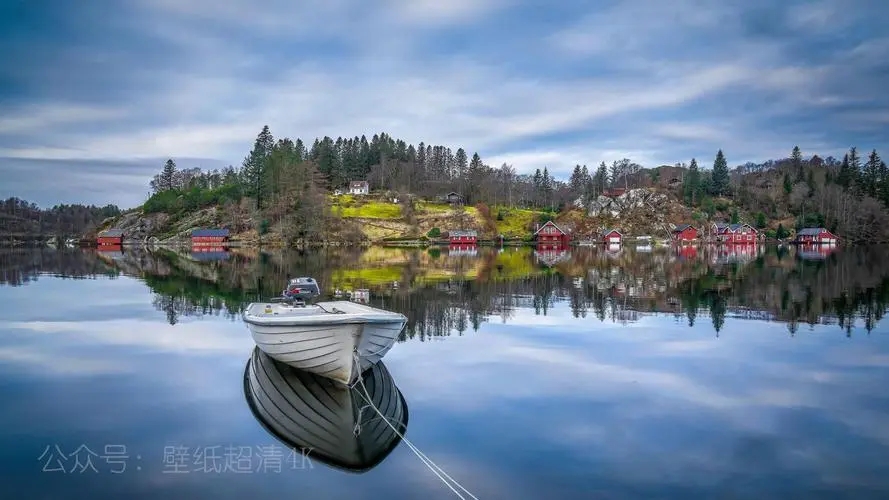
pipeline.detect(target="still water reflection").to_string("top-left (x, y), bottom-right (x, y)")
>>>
top-left (1, 244), bottom-right (889, 499)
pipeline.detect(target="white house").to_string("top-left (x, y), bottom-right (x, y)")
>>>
top-left (349, 181), bottom-right (369, 195)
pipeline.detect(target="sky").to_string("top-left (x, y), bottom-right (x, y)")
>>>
top-left (1, 0), bottom-right (888, 208)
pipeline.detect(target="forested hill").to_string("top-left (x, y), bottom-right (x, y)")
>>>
top-left (0, 198), bottom-right (121, 241)
top-left (128, 126), bottom-right (889, 244)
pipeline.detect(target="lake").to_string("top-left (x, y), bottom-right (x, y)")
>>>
top-left (2, 243), bottom-right (889, 499)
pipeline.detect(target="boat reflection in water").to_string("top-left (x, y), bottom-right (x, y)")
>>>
top-left (243, 347), bottom-right (409, 473)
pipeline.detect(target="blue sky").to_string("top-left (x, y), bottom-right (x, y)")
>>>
top-left (1, 0), bottom-right (888, 208)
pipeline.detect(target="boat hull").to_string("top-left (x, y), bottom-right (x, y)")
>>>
top-left (243, 301), bottom-right (407, 385)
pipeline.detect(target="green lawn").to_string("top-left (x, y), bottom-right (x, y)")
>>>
top-left (493, 207), bottom-right (540, 239)
top-left (333, 199), bottom-right (402, 219)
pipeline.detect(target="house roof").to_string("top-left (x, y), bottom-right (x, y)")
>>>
top-left (191, 228), bottom-right (230, 237)
top-left (350, 181), bottom-right (368, 187)
top-left (713, 222), bottom-right (729, 229)
top-left (445, 191), bottom-right (463, 197)
top-left (601, 229), bottom-right (622, 236)
top-left (673, 224), bottom-right (696, 232)
top-left (534, 220), bottom-right (567, 235)
top-left (449, 230), bottom-right (477, 237)
top-left (98, 229), bottom-right (124, 237)
top-left (798, 227), bottom-right (829, 236)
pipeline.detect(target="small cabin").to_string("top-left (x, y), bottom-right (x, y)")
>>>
top-left (534, 220), bottom-right (571, 245)
top-left (795, 227), bottom-right (837, 244)
top-left (449, 230), bottom-right (477, 244)
top-left (601, 229), bottom-right (622, 244)
top-left (97, 229), bottom-right (124, 246)
top-left (349, 181), bottom-right (369, 195)
top-left (672, 224), bottom-right (698, 242)
top-left (444, 192), bottom-right (464, 204)
top-left (191, 228), bottom-right (230, 246)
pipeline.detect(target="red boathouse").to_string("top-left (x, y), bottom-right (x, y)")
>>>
top-left (449, 230), bottom-right (477, 244)
top-left (672, 224), bottom-right (698, 242)
top-left (191, 229), bottom-right (230, 247)
top-left (795, 227), bottom-right (837, 244)
top-left (97, 229), bottom-right (124, 246)
top-left (601, 229), bottom-right (622, 244)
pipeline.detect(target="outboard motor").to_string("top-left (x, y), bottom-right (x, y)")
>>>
top-left (283, 277), bottom-right (321, 303)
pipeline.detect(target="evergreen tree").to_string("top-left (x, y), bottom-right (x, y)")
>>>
top-left (711, 149), bottom-right (730, 196)
top-left (731, 208), bottom-right (739, 224)
top-left (879, 160), bottom-right (889, 207)
top-left (864, 149), bottom-right (882, 198)
top-left (684, 158), bottom-right (701, 205)
top-left (542, 167), bottom-right (553, 209)
top-left (837, 153), bottom-right (852, 188)
top-left (791, 145), bottom-right (804, 182)
top-left (783, 173), bottom-right (793, 196)
top-left (161, 159), bottom-right (177, 191)
top-left (776, 223), bottom-right (789, 239)
top-left (849, 147), bottom-right (863, 193)
top-left (608, 161), bottom-right (620, 189)
top-left (454, 148), bottom-right (468, 180)
top-left (242, 125), bottom-right (274, 209)
top-left (594, 162), bottom-right (608, 195)
top-left (569, 165), bottom-right (584, 196)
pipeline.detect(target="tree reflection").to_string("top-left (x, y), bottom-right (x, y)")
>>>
top-left (6, 244), bottom-right (889, 338)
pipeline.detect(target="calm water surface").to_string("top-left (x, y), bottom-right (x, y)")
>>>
top-left (2, 244), bottom-right (889, 499)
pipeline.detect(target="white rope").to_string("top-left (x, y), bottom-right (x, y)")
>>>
top-left (350, 354), bottom-right (479, 500)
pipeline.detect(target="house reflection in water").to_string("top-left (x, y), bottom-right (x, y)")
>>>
top-left (533, 244), bottom-right (570, 267)
top-left (797, 243), bottom-right (837, 261)
top-left (447, 244), bottom-right (478, 258)
top-left (189, 246), bottom-right (231, 262)
top-left (709, 243), bottom-right (763, 264)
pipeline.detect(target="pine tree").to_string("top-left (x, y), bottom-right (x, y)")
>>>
top-left (242, 125), bottom-right (275, 210)
top-left (791, 145), bottom-right (804, 182)
top-left (454, 148), bottom-right (468, 180)
top-left (864, 149), bottom-right (882, 198)
top-left (879, 160), bottom-right (889, 207)
top-left (161, 159), bottom-right (177, 191)
top-left (608, 161), bottom-right (620, 189)
top-left (542, 167), bottom-right (552, 209)
top-left (569, 165), bottom-right (584, 196)
top-left (776, 223), bottom-right (789, 239)
top-left (684, 158), bottom-right (701, 205)
top-left (783, 172), bottom-right (793, 195)
top-left (730, 208), bottom-right (739, 224)
top-left (837, 153), bottom-right (851, 188)
top-left (595, 162), bottom-right (608, 195)
top-left (849, 147), bottom-right (863, 193)
top-left (711, 149), bottom-right (730, 197)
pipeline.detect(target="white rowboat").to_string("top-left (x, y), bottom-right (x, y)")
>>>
top-left (243, 300), bottom-right (407, 386)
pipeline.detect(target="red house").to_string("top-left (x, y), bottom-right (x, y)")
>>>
top-left (713, 223), bottom-right (758, 243)
top-left (672, 224), bottom-right (698, 242)
top-left (601, 229), bottom-right (622, 244)
top-left (191, 229), bottom-right (230, 247)
top-left (449, 230), bottom-right (477, 244)
top-left (97, 229), bottom-right (124, 246)
top-left (795, 227), bottom-right (837, 244)
top-left (534, 221), bottom-right (571, 246)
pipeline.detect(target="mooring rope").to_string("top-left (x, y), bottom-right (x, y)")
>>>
top-left (350, 354), bottom-right (479, 500)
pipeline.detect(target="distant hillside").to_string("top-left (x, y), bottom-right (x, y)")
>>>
top-left (95, 126), bottom-right (888, 245)
top-left (0, 197), bottom-right (121, 244)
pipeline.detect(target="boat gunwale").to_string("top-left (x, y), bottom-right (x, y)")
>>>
top-left (242, 314), bottom-right (407, 327)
